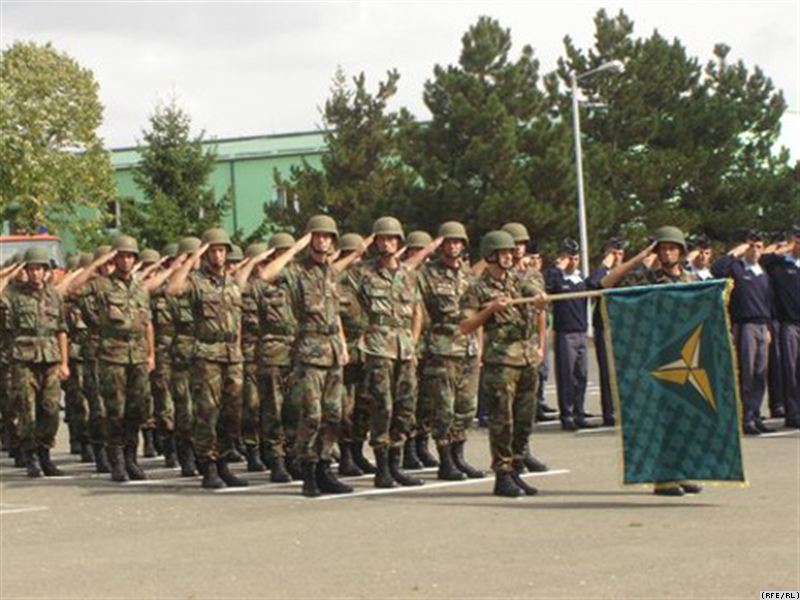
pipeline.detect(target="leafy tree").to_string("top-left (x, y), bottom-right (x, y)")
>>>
top-left (0, 41), bottom-right (115, 240)
top-left (120, 100), bottom-right (232, 249)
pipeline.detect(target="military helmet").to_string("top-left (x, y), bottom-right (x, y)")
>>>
top-left (438, 221), bottom-right (469, 242)
top-left (306, 214), bottom-right (339, 239)
top-left (139, 248), bottom-right (160, 264)
top-left (406, 230), bottom-right (432, 249)
top-left (480, 230), bottom-right (516, 260)
top-left (79, 252), bottom-right (93, 268)
top-left (338, 233), bottom-right (364, 253)
top-left (268, 232), bottom-right (296, 250)
top-left (177, 236), bottom-right (202, 255)
top-left (372, 216), bottom-right (405, 241)
top-left (201, 227), bottom-right (233, 250)
top-left (23, 247), bottom-right (51, 267)
top-left (65, 253), bottom-right (80, 271)
top-left (652, 226), bottom-right (687, 251)
top-left (162, 242), bottom-right (179, 258)
top-left (94, 245), bottom-right (112, 260)
top-left (501, 222), bottom-right (530, 243)
top-left (245, 242), bottom-right (268, 259)
top-left (111, 234), bottom-right (140, 256)
top-left (227, 244), bottom-right (243, 263)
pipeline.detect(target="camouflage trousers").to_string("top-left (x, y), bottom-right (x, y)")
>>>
top-left (12, 361), bottom-right (61, 451)
top-left (363, 356), bottom-right (417, 449)
top-left (146, 347), bottom-right (175, 437)
top-left (419, 354), bottom-right (480, 444)
top-left (64, 357), bottom-right (89, 443)
top-left (99, 361), bottom-right (150, 449)
top-left (191, 358), bottom-right (243, 461)
top-left (291, 363), bottom-right (342, 463)
top-left (259, 364), bottom-right (297, 460)
top-left (0, 359), bottom-right (18, 449)
top-left (83, 356), bottom-right (105, 445)
top-left (340, 361), bottom-right (370, 444)
top-left (481, 363), bottom-right (538, 474)
top-left (171, 361), bottom-right (194, 445)
top-left (241, 361), bottom-right (260, 447)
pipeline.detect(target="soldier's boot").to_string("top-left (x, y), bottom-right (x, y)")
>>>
top-left (337, 443), bottom-right (363, 477)
top-left (436, 443), bottom-right (465, 481)
top-left (511, 468), bottom-right (539, 496)
top-left (269, 456), bottom-right (292, 483)
top-left (93, 444), bottom-right (111, 474)
top-left (350, 441), bottom-right (377, 474)
top-left (13, 446), bottom-right (26, 468)
top-left (451, 441), bottom-right (485, 479)
top-left (68, 423), bottom-right (81, 455)
top-left (37, 447), bottom-right (65, 477)
top-left (301, 461), bottom-right (321, 498)
top-left (217, 456), bottom-right (248, 487)
top-left (416, 434), bottom-right (439, 468)
top-left (259, 442), bottom-right (270, 467)
top-left (286, 454), bottom-right (304, 480)
top-left (402, 437), bottom-right (424, 470)
top-left (124, 444), bottom-right (147, 481)
top-left (25, 449), bottom-right (42, 478)
top-left (79, 440), bottom-right (95, 464)
top-left (200, 459), bottom-right (225, 490)
top-left (493, 472), bottom-right (523, 498)
top-left (230, 438), bottom-right (246, 463)
top-left (162, 435), bottom-right (177, 469)
top-left (109, 447), bottom-right (129, 483)
top-left (316, 460), bottom-right (353, 494)
top-left (245, 444), bottom-right (267, 472)
top-left (373, 446), bottom-right (396, 489)
top-left (142, 429), bottom-right (157, 458)
top-left (522, 443), bottom-right (548, 473)
top-left (388, 447), bottom-right (425, 486)
top-left (153, 433), bottom-right (164, 456)
top-left (177, 441), bottom-right (198, 477)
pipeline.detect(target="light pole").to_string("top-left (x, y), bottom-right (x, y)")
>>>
top-left (569, 59), bottom-right (624, 278)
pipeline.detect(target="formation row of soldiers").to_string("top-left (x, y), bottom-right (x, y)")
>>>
top-left (1, 218), bottom-right (798, 499)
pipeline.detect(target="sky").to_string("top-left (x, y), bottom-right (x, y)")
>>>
top-left (2, 0), bottom-right (798, 158)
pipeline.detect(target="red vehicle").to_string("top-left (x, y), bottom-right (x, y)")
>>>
top-left (0, 234), bottom-right (66, 275)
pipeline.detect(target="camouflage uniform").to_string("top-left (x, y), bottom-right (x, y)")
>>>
top-left (0, 294), bottom-right (16, 453)
top-left (64, 294), bottom-right (90, 454)
top-left (418, 257), bottom-right (480, 443)
top-left (240, 279), bottom-right (262, 454)
top-left (149, 287), bottom-right (176, 441)
top-left (284, 256), bottom-right (345, 463)
top-left (1, 282), bottom-right (66, 451)
top-left (461, 269), bottom-right (543, 474)
top-left (338, 267), bottom-right (369, 447)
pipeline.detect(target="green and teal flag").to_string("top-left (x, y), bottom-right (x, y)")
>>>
top-left (602, 280), bottom-right (746, 486)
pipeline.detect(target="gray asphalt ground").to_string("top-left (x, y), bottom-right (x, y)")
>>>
top-left (2, 354), bottom-right (799, 600)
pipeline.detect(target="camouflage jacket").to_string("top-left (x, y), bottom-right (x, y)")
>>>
top-left (622, 266), bottom-right (697, 287)
top-left (1, 283), bottom-right (67, 364)
top-left (284, 256), bottom-right (344, 368)
top-left (355, 258), bottom-right (419, 361)
top-left (241, 279), bottom-right (260, 363)
top-left (251, 275), bottom-right (296, 368)
top-left (82, 273), bottom-right (150, 365)
top-left (64, 295), bottom-right (88, 361)
top-left (150, 286), bottom-right (175, 351)
top-left (184, 268), bottom-right (242, 363)
top-left (77, 282), bottom-right (102, 361)
top-left (168, 292), bottom-right (195, 366)
top-left (338, 267), bottom-right (367, 361)
top-left (461, 268), bottom-right (542, 367)
top-left (417, 257), bottom-right (478, 358)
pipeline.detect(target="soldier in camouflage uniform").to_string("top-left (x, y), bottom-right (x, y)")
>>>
top-left (0, 256), bottom-right (26, 466)
top-left (283, 215), bottom-right (352, 497)
top-left (460, 230), bottom-right (548, 498)
top-left (81, 235), bottom-right (155, 482)
top-left (418, 221), bottom-right (485, 481)
top-left (2, 247), bottom-right (70, 477)
top-left (600, 225), bottom-right (704, 498)
top-left (61, 253), bottom-right (85, 456)
top-left (354, 217), bottom-right (425, 488)
top-left (139, 248), bottom-right (163, 458)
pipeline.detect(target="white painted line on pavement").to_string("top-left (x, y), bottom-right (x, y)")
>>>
top-left (0, 505), bottom-right (49, 515)
top-left (576, 426), bottom-right (615, 435)
top-left (316, 469), bottom-right (571, 501)
top-left (756, 430), bottom-right (800, 438)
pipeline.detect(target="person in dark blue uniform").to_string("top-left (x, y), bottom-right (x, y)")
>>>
top-left (761, 227), bottom-right (800, 429)
top-left (765, 232), bottom-right (786, 419)
top-left (712, 231), bottom-right (774, 435)
top-left (685, 235), bottom-right (714, 281)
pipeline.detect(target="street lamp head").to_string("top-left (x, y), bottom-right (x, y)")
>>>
top-left (603, 59), bottom-right (625, 74)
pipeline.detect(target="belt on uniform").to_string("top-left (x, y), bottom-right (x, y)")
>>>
top-left (264, 323), bottom-right (295, 336)
top-left (299, 323), bottom-right (340, 335)
top-left (197, 332), bottom-right (238, 343)
top-left (14, 328), bottom-right (58, 337)
top-left (430, 323), bottom-right (460, 335)
top-left (369, 315), bottom-right (411, 328)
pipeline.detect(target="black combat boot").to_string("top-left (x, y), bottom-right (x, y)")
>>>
top-left (25, 448), bottom-right (42, 478)
top-left (217, 456), bottom-right (248, 487)
top-left (109, 447), bottom-right (129, 482)
top-left (286, 454), bottom-right (303, 480)
top-left (493, 472), bottom-right (523, 498)
top-left (142, 429), bottom-right (157, 458)
top-left (124, 444), bottom-right (147, 481)
top-left (162, 435), bottom-right (177, 469)
top-left (301, 461), bottom-right (321, 497)
top-left (522, 443), bottom-right (548, 473)
top-left (373, 446), bottom-right (396, 489)
top-left (79, 440), bottom-right (95, 463)
top-left (415, 434), bottom-right (439, 467)
top-left (402, 437), bottom-right (424, 470)
top-left (245, 444), bottom-right (267, 472)
top-left (389, 447), bottom-right (425, 486)
top-left (93, 444), bottom-right (110, 474)
top-left (177, 440), bottom-right (198, 477)
top-left (511, 468), bottom-right (539, 496)
top-left (351, 441), bottom-right (377, 474)
top-left (269, 456), bottom-right (292, 483)
top-left (37, 447), bottom-right (64, 477)
top-left (316, 460), bottom-right (353, 494)
top-left (337, 443), bottom-right (363, 477)
top-left (200, 459), bottom-right (225, 489)
top-left (12, 446), bottom-right (26, 468)
top-left (436, 443), bottom-right (465, 481)
top-left (68, 423), bottom-right (80, 455)
top-left (451, 441), bottom-right (485, 478)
